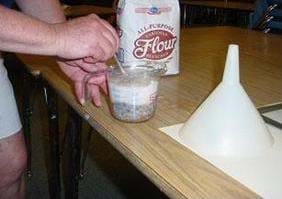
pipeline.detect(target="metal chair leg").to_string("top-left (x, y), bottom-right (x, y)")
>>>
top-left (43, 84), bottom-right (61, 199)
top-left (63, 106), bottom-right (82, 199)
top-left (22, 69), bottom-right (32, 178)
top-left (79, 126), bottom-right (93, 179)
top-left (60, 125), bottom-right (67, 158)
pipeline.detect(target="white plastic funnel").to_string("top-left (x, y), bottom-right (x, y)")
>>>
top-left (178, 44), bottom-right (274, 157)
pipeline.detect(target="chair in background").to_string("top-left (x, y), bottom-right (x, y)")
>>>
top-left (249, 0), bottom-right (282, 33)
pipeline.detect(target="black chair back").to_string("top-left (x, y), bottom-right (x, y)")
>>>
top-left (249, 0), bottom-right (282, 33)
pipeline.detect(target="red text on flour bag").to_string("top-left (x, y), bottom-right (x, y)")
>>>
top-left (116, 0), bottom-right (180, 75)
top-left (133, 28), bottom-right (177, 60)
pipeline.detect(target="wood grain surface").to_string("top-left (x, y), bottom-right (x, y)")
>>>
top-left (17, 27), bottom-right (282, 199)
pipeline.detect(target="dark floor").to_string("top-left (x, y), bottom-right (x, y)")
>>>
top-left (5, 54), bottom-right (168, 199)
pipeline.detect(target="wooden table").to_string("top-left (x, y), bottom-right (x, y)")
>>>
top-left (17, 27), bottom-right (282, 199)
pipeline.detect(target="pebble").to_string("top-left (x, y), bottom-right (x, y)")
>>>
top-left (111, 102), bottom-right (157, 122)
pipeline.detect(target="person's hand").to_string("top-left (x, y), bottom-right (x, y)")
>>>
top-left (53, 14), bottom-right (117, 106)
top-left (58, 57), bottom-right (106, 72)
top-left (53, 14), bottom-right (119, 63)
top-left (57, 60), bottom-right (108, 106)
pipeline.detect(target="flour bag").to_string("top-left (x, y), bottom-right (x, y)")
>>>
top-left (116, 0), bottom-right (180, 75)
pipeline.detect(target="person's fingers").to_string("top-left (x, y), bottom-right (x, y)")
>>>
top-left (87, 73), bottom-right (107, 106)
top-left (55, 13), bottom-right (119, 60)
top-left (90, 46), bottom-right (106, 62)
top-left (101, 31), bottom-right (117, 57)
top-left (87, 75), bottom-right (106, 85)
top-left (74, 81), bottom-right (85, 105)
top-left (89, 68), bottom-right (108, 94)
top-left (99, 23), bottom-right (118, 53)
top-left (100, 19), bottom-right (119, 41)
top-left (90, 85), bottom-right (101, 107)
top-left (96, 36), bottom-right (115, 61)
top-left (100, 19), bottom-right (119, 51)
top-left (65, 60), bottom-right (79, 67)
top-left (88, 14), bottom-right (116, 50)
top-left (102, 72), bottom-right (108, 94)
top-left (83, 56), bottom-right (96, 63)
top-left (94, 62), bottom-right (108, 71)
top-left (64, 59), bottom-right (104, 73)
top-left (79, 61), bottom-right (99, 72)
top-left (100, 79), bottom-right (108, 95)
top-left (68, 59), bottom-right (105, 73)
top-left (73, 75), bottom-right (106, 106)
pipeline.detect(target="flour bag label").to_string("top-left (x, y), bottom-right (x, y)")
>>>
top-left (116, 0), bottom-right (180, 75)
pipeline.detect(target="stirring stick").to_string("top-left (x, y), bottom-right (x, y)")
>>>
top-left (114, 55), bottom-right (127, 75)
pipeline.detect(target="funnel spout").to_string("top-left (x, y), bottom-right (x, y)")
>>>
top-left (222, 44), bottom-right (240, 86)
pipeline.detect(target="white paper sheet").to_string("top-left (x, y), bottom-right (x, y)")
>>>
top-left (160, 116), bottom-right (282, 199)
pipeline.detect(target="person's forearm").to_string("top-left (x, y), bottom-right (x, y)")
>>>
top-left (15, 0), bottom-right (66, 24)
top-left (0, 5), bottom-right (57, 55)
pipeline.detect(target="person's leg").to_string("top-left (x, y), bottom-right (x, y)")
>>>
top-left (0, 131), bottom-right (27, 199)
top-left (0, 56), bottom-right (26, 199)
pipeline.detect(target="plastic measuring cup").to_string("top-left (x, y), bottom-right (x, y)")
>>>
top-left (108, 63), bottom-right (166, 122)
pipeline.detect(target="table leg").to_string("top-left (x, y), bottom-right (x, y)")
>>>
top-left (64, 106), bottom-right (82, 199)
top-left (22, 69), bottom-right (32, 178)
top-left (43, 84), bottom-right (61, 199)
